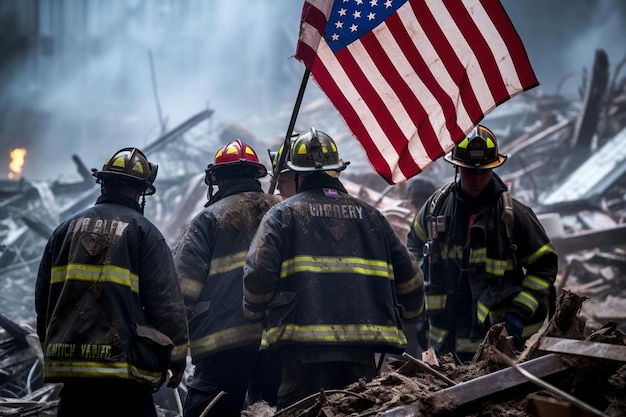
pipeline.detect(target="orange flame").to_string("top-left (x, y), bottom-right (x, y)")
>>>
top-left (8, 148), bottom-right (27, 179)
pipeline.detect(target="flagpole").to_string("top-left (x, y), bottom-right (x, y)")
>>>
top-left (268, 67), bottom-right (311, 195)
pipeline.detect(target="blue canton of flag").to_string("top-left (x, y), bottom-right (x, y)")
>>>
top-left (326, 0), bottom-right (408, 51)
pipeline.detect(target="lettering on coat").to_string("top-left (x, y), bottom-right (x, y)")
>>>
top-left (308, 203), bottom-right (363, 219)
top-left (68, 218), bottom-right (129, 237)
top-left (46, 343), bottom-right (112, 360)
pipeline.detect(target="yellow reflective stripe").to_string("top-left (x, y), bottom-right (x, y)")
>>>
top-left (426, 294), bottom-right (447, 310)
top-left (412, 217), bottom-right (428, 242)
top-left (456, 338), bottom-right (479, 353)
top-left (244, 308), bottom-right (265, 321)
top-left (263, 323), bottom-right (406, 345)
top-left (522, 274), bottom-right (551, 291)
top-left (485, 257), bottom-right (508, 275)
top-left (476, 301), bottom-right (489, 323)
top-left (441, 244), bottom-right (463, 260)
top-left (428, 325), bottom-right (448, 345)
top-left (396, 270), bottom-right (422, 295)
top-left (180, 276), bottom-right (203, 300)
top-left (209, 251), bottom-right (247, 275)
top-left (171, 344), bottom-right (188, 362)
top-left (44, 360), bottom-right (162, 385)
top-left (522, 243), bottom-right (556, 266)
top-left (243, 286), bottom-right (275, 305)
top-left (404, 305), bottom-right (424, 320)
top-left (523, 321), bottom-right (544, 338)
top-left (280, 256), bottom-right (392, 279)
top-left (513, 291), bottom-right (539, 314)
top-left (469, 247), bottom-right (486, 264)
top-left (190, 322), bottom-right (263, 355)
top-left (469, 250), bottom-right (511, 276)
top-left (51, 264), bottom-right (139, 293)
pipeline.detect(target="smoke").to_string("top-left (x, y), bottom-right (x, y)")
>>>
top-left (502, 0), bottom-right (626, 96)
top-left (2, 1), bottom-right (626, 181)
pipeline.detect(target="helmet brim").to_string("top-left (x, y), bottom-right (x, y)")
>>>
top-left (285, 160), bottom-right (348, 173)
top-left (444, 152), bottom-right (507, 169)
top-left (95, 171), bottom-right (156, 195)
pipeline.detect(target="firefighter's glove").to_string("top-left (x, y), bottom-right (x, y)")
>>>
top-left (503, 313), bottom-right (524, 351)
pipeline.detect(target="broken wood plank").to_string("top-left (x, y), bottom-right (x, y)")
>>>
top-left (433, 354), bottom-right (568, 410)
top-left (539, 337), bottom-right (626, 362)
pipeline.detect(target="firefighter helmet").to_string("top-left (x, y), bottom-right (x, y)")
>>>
top-left (286, 128), bottom-right (348, 173)
top-left (444, 125), bottom-right (507, 169)
top-left (268, 135), bottom-right (298, 175)
top-left (205, 139), bottom-right (267, 184)
top-left (92, 147), bottom-right (157, 195)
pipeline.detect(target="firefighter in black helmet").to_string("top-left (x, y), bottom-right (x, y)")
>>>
top-left (35, 147), bottom-right (188, 417)
top-left (243, 128), bottom-right (425, 410)
top-left (406, 125), bottom-right (558, 363)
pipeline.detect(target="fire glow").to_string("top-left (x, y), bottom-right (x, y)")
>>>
top-left (9, 148), bottom-right (27, 179)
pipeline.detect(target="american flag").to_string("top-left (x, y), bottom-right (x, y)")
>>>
top-left (295, 0), bottom-right (538, 184)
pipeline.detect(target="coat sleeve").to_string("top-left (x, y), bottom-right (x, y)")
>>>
top-left (242, 209), bottom-right (283, 322)
top-left (35, 235), bottom-right (55, 345)
top-left (140, 227), bottom-right (189, 373)
top-left (383, 214), bottom-right (425, 322)
top-left (508, 201), bottom-right (558, 321)
top-left (172, 213), bottom-right (214, 318)
top-left (406, 202), bottom-right (430, 262)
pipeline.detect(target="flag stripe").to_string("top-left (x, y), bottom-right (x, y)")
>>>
top-left (295, 0), bottom-right (332, 67)
top-left (481, 0), bottom-right (539, 92)
top-left (295, 0), bottom-right (538, 184)
top-left (362, 26), bottom-right (442, 164)
top-left (312, 46), bottom-right (393, 179)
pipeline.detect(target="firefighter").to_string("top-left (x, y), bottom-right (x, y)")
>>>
top-left (406, 125), bottom-right (558, 363)
top-left (173, 139), bottom-right (282, 417)
top-left (243, 128), bottom-right (425, 409)
top-left (35, 147), bottom-right (189, 417)
top-left (268, 136), bottom-right (298, 198)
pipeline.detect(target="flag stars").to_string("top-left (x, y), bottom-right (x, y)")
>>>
top-left (335, 21), bottom-right (344, 29)
top-left (355, 0), bottom-right (364, 4)
top-left (350, 24), bottom-right (358, 32)
top-left (367, 12), bottom-right (376, 20)
top-left (353, 10), bottom-right (361, 19)
top-left (338, 8), bottom-right (347, 16)
top-left (370, 0), bottom-right (378, 6)
top-left (384, 0), bottom-right (393, 8)
top-left (331, 33), bottom-right (340, 41)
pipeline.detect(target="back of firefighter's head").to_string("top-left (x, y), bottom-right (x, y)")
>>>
top-left (286, 127), bottom-right (349, 178)
top-left (444, 125), bottom-right (507, 170)
top-left (205, 139), bottom-right (267, 186)
top-left (92, 147), bottom-right (158, 197)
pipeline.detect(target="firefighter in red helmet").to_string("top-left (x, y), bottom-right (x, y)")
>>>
top-left (173, 139), bottom-right (281, 417)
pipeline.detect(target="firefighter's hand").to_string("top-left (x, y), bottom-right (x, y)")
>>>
top-left (167, 369), bottom-right (184, 388)
top-left (503, 313), bottom-right (525, 351)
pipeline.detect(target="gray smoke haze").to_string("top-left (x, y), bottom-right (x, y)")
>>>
top-left (1, 0), bottom-right (625, 180)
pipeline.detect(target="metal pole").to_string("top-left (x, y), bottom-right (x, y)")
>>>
top-left (268, 68), bottom-right (311, 194)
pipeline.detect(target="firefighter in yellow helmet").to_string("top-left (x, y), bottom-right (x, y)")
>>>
top-left (268, 135), bottom-right (298, 198)
top-left (35, 147), bottom-right (189, 417)
top-left (406, 125), bottom-right (558, 363)
top-left (173, 139), bottom-right (282, 416)
top-left (243, 128), bottom-right (425, 409)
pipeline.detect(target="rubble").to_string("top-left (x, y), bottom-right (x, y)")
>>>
top-left (1, 48), bottom-right (626, 415)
